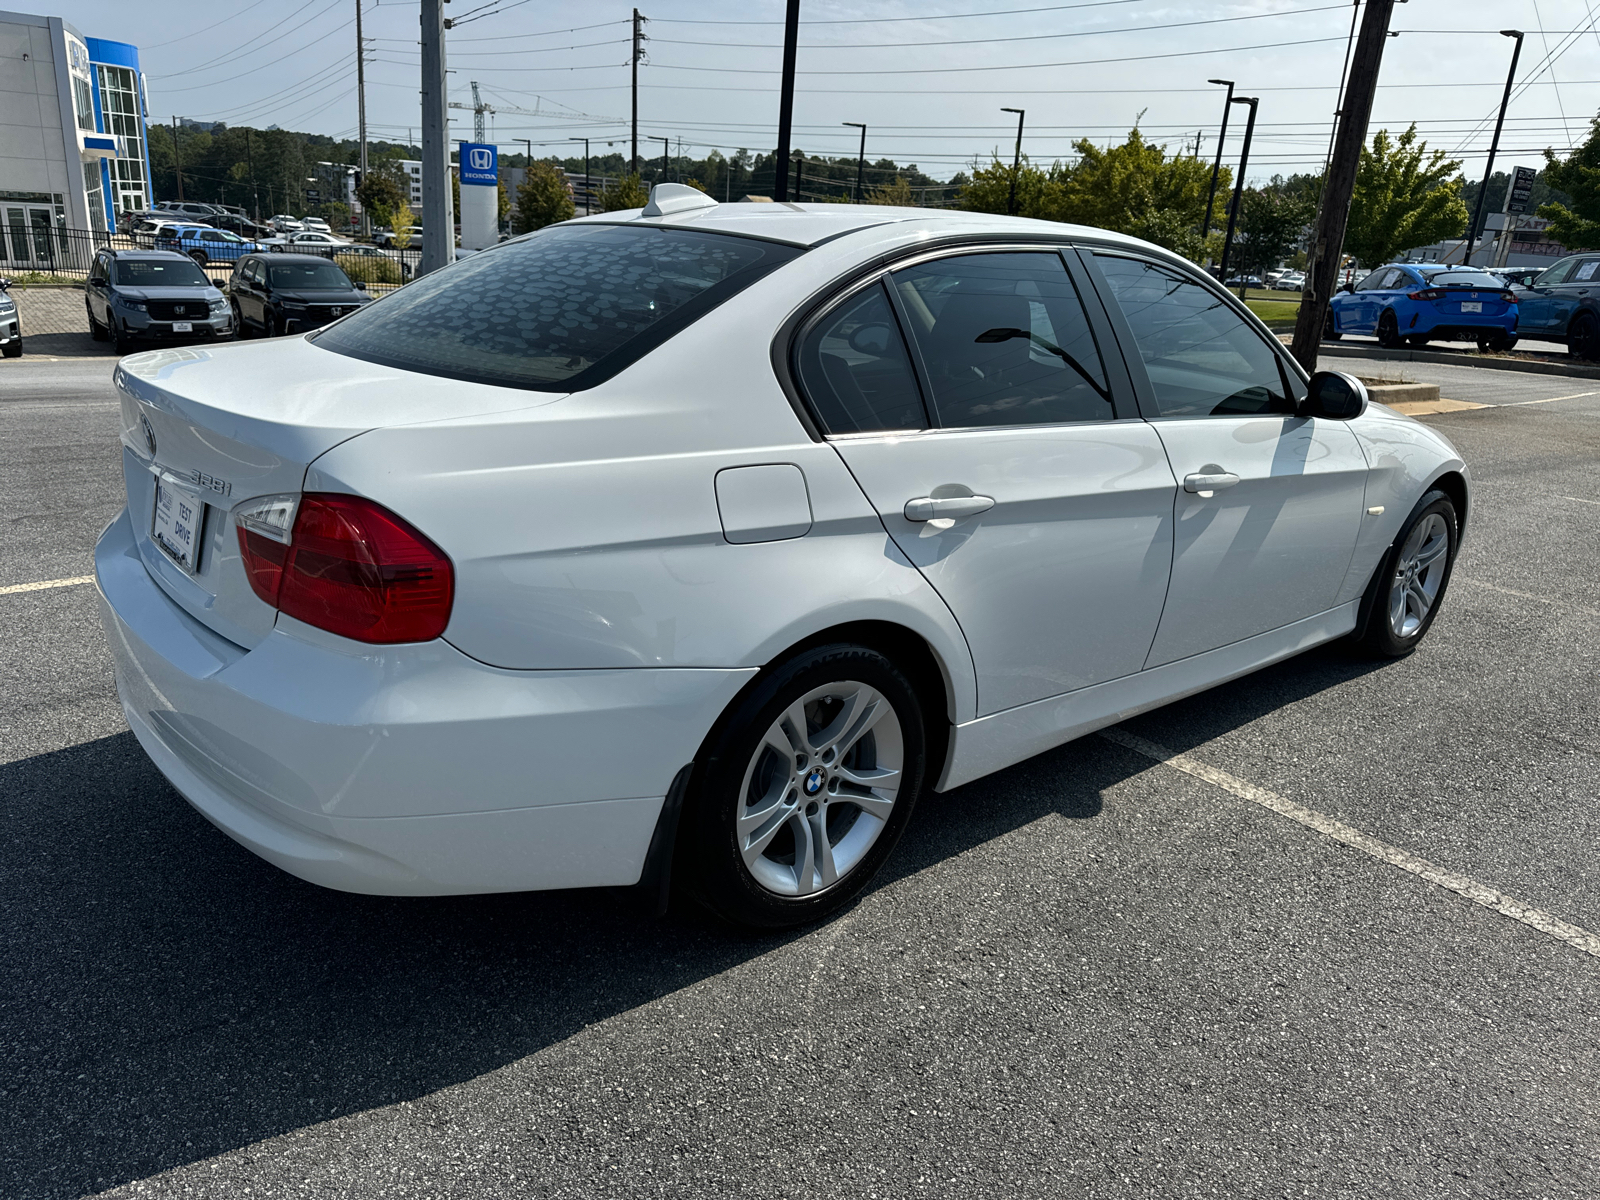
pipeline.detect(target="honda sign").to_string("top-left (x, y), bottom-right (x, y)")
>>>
top-left (460, 142), bottom-right (498, 186)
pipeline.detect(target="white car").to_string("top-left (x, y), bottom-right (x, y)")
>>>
top-left (269, 215), bottom-right (304, 233)
top-left (301, 217), bottom-right (333, 234)
top-left (95, 185), bottom-right (1470, 928)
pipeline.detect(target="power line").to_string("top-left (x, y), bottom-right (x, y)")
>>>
top-left (653, 4), bottom-right (1350, 50)
top-left (147, 0), bottom-right (342, 79)
top-left (652, 0), bottom-right (1157, 25)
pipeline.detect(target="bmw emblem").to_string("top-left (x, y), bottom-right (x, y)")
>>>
top-left (803, 767), bottom-right (825, 796)
top-left (140, 413), bottom-right (157, 457)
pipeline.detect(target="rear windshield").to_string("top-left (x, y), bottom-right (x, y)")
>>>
top-left (1416, 269), bottom-right (1504, 288)
top-left (310, 223), bottom-right (801, 391)
top-left (269, 261), bottom-right (352, 289)
top-left (114, 260), bottom-right (210, 287)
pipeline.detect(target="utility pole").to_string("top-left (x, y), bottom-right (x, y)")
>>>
top-left (246, 126), bottom-right (258, 220)
top-left (793, 150), bottom-right (803, 201)
top-left (843, 122), bottom-right (866, 202)
top-left (774, 0), bottom-right (800, 201)
top-left (656, 135), bottom-right (669, 185)
top-left (172, 117), bottom-right (183, 201)
top-left (1217, 96), bottom-right (1258, 290)
top-left (1200, 79), bottom-right (1234, 243)
top-left (569, 137), bottom-right (590, 214)
top-left (1459, 31), bottom-right (1524, 266)
top-left (420, 0), bottom-right (453, 276)
top-left (631, 10), bottom-right (646, 177)
top-left (355, 0), bottom-right (368, 237)
top-left (1001, 107), bottom-right (1025, 216)
top-left (1290, 0), bottom-right (1396, 370)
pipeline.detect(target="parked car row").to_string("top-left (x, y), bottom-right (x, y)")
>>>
top-left (80, 248), bottom-right (373, 353)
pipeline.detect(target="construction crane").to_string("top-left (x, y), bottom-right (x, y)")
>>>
top-left (449, 82), bottom-right (619, 137)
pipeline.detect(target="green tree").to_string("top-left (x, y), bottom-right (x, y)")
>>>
top-left (498, 178), bottom-right (512, 225)
top-left (866, 175), bottom-right (917, 206)
top-left (1055, 129), bottom-right (1221, 260)
top-left (958, 155), bottom-right (1067, 219)
top-left (1538, 117), bottom-right (1600, 249)
top-left (1232, 184), bottom-right (1315, 277)
top-left (1344, 125), bottom-right (1467, 267)
top-left (512, 161), bottom-right (575, 233)
top-left (600, 173), bottom-right (649, 212)
top-left (356, 171), bottom-right (406, 229)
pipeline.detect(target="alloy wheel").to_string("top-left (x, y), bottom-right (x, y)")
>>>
top-left (735, 680), bottom-right (904, 898)
top-left (1388, 512), bottom-right (1450, 638)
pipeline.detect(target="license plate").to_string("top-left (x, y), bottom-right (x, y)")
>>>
top-left (1461, 302), bottom-right (1482, 313)
top-left (172, 321), bottom-right (193, 332)
top-left (153, 478), bottom-right (205, 573)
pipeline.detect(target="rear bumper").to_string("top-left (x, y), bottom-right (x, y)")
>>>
top-left (95, 507), bottom-right (754, 895)
top-left (1410, 312), bottom-right (1517, 338)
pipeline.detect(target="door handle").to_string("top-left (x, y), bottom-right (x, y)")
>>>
top-left (1183, 471), bottom-right (1241, 495)
top-left (904, 494), bottom-right (996, 522)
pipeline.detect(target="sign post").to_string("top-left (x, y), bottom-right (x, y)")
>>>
top-left (459, 141), bottom-right (499, 252)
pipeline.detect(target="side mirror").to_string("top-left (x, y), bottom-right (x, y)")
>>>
top-left (1340, 282), bottom-right (1355, 294)
top-left (1302, 371), bottom-right (1367, 420)
top-left (354, 281), bottom-right (368, 291)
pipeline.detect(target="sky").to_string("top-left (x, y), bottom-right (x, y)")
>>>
top-left (59, 0), bottom-right (1600, 188)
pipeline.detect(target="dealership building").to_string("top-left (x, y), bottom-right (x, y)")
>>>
top-left (1, 9), bottom-right (151, 258)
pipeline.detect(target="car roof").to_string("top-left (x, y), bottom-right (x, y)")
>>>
top-left (254, 252), bottom-right (350, 264)
top-left (109, 250), bottom-right (199, 262)
top-left (563, 200), bottom-right (1178, 254)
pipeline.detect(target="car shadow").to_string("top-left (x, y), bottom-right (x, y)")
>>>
top-left (0, 641), bottom-right (1385, 1198)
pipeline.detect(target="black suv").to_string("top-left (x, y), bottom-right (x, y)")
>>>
top-left (228, 253), bottom-right (371, 337)
top-left (86, 249), bottom-right (233, 354)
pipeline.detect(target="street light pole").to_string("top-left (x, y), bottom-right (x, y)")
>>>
top-left (1217, 95), bottom-right (1258, 290)
top-left (1461, 30), bottom-right (1524, 266)
top-left (843, 122), bottom-right (866, 203)
top-left (774, 0), bottom-right (801, 201)
top-left (1001, 106), bottom-right (1025, 216)
top-left (570, 137), bottom-right (590, 214)
top-left (1200, 79), bottom-right (1234, 242)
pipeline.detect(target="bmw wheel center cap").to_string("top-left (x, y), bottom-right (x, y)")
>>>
top-left (803, 767), bottom-right (825, 796)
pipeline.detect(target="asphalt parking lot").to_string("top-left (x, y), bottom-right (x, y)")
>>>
top-left (2, 355), bottom-right (1596, 1199)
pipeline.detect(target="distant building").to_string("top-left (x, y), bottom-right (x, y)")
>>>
top-left (0, 9), bottom-right (152, 251)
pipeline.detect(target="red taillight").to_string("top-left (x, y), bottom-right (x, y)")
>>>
top-left (1407, 288), bottom-right (1446, 302)
top-left (236, 494), bottom-right (454, 644)
top-left (1501, 290), bottom-right (1517, 304)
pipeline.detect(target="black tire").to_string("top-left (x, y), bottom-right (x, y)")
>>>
top-left (1352, 489), bottom-right (1459, 659)
top-left (265, 310), bottom-right (282, 338)
top-left (110, 320), bottom-right (132, 356)
top-left (1322, 309), bottom-right (1342, 341)
top-left (1568, 312), bottom-right (1599, 360)
top-left (680, 644), bottom-right (928, 929)
top-left (1376, 308), bottom-right (1403, 348)
top-left (1, 338), bottom-right (19, 358)
top-left (87, 304), bottom-right (108, 341)
top-left (188, 250), bottom-right (208, 267)
top-left (231, 301), bottom-right (251, 338)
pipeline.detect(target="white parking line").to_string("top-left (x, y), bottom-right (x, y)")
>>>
top-left (1501, 390), bottom-right (1599, 407)
top-left (0, 575), bottom-right (93, 596)
top-left (1098, 727), bottom-right (1600, 962)
top-left (1459, 577), bottom-right (1600, 618)
top-left (1560, 495), bottom-right (1600, 506)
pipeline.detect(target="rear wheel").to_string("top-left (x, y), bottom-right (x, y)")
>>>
top-left (1353, 489), bottom-right (1458, 659)
top-left (1376, 309), bottom-right (1403, 348)
top-left (188, 250), bottom-right (208, 267)
top-left (1568, 312), bottom-right (1599, 360)
top-left (681, 644), bottom-right (927, 929)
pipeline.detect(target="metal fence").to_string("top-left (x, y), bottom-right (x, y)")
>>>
top-left (0, 224), bottom-right (424, 296)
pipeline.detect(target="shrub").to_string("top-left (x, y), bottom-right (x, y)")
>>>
top-left (334, 253), bottom-right (402, 285)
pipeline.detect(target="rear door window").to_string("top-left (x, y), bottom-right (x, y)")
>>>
top-left (889, 251), bottom-right (1111, 427)
top-left (795, 282), bottom-right (927, 434)
top-left (313, 224), bottom-right (800, 392)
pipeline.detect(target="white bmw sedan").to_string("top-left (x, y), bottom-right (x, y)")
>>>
top-left (96, 186), bottom-right (1469, 928)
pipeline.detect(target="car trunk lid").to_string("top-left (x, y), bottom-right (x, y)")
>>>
top-left (114, 338), bottom-right (564, 649)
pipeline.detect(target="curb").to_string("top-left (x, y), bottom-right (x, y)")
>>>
top-left (1360, 381), bottom-right (1440, 405)
top-left (1287, 337), bottom-right (1600, 381)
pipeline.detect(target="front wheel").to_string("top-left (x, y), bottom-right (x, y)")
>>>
top-left (1353, 489), bottom-right (1459, 659)
top-left (681, 645), bottom-right (927, 929)
top-left (87, 304), bottom-right (108, 341)
top-left (1, 337), bottom-right (19, 358)
top-left (1322, 308), bottom-right (1342, 341)
top-left (1376, 308), bottom-right (1403, 348)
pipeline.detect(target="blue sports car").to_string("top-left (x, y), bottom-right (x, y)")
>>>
top-left (1325, 263), bottom-right (1518, 351)
top-left (153, 224), bottom-right (265, 267)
